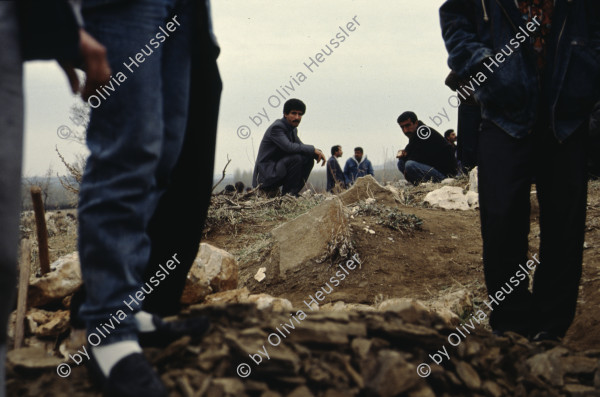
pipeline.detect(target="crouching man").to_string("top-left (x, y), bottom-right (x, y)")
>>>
top-left (252, 98), bottom-right (326, 196)
top-left (396, 111), bottom-right (457, 185)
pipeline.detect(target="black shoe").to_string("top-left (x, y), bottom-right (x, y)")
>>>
top-left (88, 349), bottom-right (167, 397)
top-left (138, 314), bottom-right (211, 348)
top-left (531, 331), bottom-right (561, 342)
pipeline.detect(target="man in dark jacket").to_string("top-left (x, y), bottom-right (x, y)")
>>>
top-left (252, 98), bottom-right (326, 196)
top-left (440, 0), bottom-right (600, 341)
top-left (1, 1), bottom-right (109, 395)
top-left (396, 111), bottom-right (457, 185)
top-left (344, 147), bottom-right (374, 185)
top-left (326, 145), bottom-right (347, 192)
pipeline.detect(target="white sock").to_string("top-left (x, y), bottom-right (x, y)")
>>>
top-left (92, 340), bottom-right (142, 377)
top-left (135, 311), bottom-right (157, 332)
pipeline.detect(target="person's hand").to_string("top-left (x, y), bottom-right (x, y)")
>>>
top-left (396, 150), bottom-right (407, 159)
top-left (60, 29), bottom-right (111, 101)
top-left (314, 149), bottom-right (326, 166)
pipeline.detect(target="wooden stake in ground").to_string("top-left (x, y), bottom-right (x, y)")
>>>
top-left (14, 239), bottom-right (32, 349)
top-left (30, 186), bottom-right (50, 275)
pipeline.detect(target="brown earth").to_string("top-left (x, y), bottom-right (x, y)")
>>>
top-left (207, 181), bottom-right (600, 352)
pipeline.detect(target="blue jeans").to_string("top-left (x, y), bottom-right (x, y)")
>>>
top-left (78, 0), bottom-right (193, 344)
top-left (397, 159), bottom-right (446, 185)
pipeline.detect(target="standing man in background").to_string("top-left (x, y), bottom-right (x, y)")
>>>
top-left (344, 147), bottom-right (374, 185)
top-left (326, 145), bottom-right (347, 193)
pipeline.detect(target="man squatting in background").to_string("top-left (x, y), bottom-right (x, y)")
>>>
top-left (440, 0), bottom-right (600, 340)
top-left (0, 1), bottom-right (110, 396)
top-left (74, 0), bottom-right (222, 395)
top-left (396, 111), bottom-right (458, 185)
top-left (252, 99), bottom-right (326, 197)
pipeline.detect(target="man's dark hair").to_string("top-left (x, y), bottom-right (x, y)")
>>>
top-left (444, 129), bottom-right (455, 139)
top-left (331, 145), bottom-right (341, 156)
top-left (354, 147), bottom-right (364, 153)
top-left (283, 98), bottom-right (306, 115)
top-left (397, 111), bottom-right (418, 124)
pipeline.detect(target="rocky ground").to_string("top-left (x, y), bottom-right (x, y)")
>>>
top-left (6, 175), bottom-right (600, 396)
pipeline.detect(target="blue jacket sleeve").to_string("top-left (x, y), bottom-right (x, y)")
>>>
top-left (367, 160), bottom-right (374, 176)
top-left (439, 0), bottom-right (493, 78)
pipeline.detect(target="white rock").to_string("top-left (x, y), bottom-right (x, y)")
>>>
top-left (424, 186), bottom-right (478, 211)
top-left (28, 252), bottom-right (81, 307)
top-left (254, 267), bottom-right (267, 282)
top-left (245, 294), bottom-right (293, 312)
top-left (469, 167), bottom-right (478, 192)
top-left (441, 178), bottom-right (456, 185)
top-left (181, 243), bottom-right (238, 305)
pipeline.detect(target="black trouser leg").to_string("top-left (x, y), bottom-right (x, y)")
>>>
top-left (532, 123), bottom-right (587, 337)
top-left (478, 119), bottom-right (534, 335)
top-left (142, 38), bottom-right (222, 316)
top-left (457, 102), bottom-right (481, 171)
top-left (281, 154), bottom-right (314, 196)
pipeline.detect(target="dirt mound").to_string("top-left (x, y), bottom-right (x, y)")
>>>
top-left (339, 175), bottom-right (400, 207)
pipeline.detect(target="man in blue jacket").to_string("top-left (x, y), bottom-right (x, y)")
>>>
top-left (344, 147), bottom-right (374, 185)
top-left (326, 145), bottom-right (347, 192)
top-left (440, 0), bottom-right (600, 341)
top-left (252, 99), bottom-right (326, 196)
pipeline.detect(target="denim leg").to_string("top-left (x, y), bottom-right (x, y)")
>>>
top-left (397, 158), bottom-right (406, 173)
top-left (404, 160), bottom-right (446, 184)
top-left (78, 0), bottom-right (191, 343)
top-left (0, 3), bottom-right (22, 395)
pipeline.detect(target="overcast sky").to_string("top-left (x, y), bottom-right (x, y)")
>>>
top-left (22, 1), bottom-right (457, 177)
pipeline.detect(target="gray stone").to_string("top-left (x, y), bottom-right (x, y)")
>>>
top-left (562, 384), bottom-right (598, 397)
top-left (560, 356), bottom-right (598, 375)
top-left (271, 197), bottom-right (350, 276)
top-left (364, 350), bottom-right (420, 397)
top-left (7, 346), bottom-right (63, 369)
top-left (455, 361), bottom-right (481, 390)
top-left (288, 386), bottom-right (315, 397)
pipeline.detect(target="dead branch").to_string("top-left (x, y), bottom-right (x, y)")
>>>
top-left (211, 155), bottom-right (232, 193)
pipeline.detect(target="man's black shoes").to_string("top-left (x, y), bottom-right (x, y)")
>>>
top-left (138, 314), bottom-right (211, 348)
top-left (88, 350), bottom-right (167, 397)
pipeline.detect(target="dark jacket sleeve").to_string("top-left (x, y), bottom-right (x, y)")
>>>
top-left (270, 124), bottom-right (314, 156)
top-left (439, 0), bottom-right (492, 78)
top-left (17, 0), bottom-right (80, 61)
